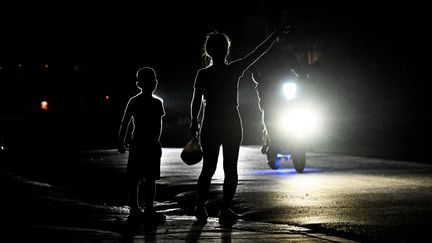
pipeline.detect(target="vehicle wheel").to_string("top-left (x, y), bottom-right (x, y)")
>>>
top-left (266, 146), bottom-right (280, 169)
top-left (267, 159), bottom-right (280, 170)
top-left (292, 150), bottom-right (305, 173)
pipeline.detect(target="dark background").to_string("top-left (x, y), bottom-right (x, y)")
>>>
top-left (0, 1), bottom-right (430, 161)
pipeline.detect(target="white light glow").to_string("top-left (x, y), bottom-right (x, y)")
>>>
top-left (279, 105), bottom-right (322, 137)
top-left (283, 82), bottom-right (297, 100)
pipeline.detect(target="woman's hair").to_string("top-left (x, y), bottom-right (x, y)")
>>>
top-left (202, 31), bottom-right (231, 67)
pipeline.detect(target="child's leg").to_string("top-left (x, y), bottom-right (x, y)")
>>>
top-left (128, 175), bottom-right (141, 212)
top-left (143, 179), bottom-right (156, 212)
top-left (142, 178), bottom-right (166, 222)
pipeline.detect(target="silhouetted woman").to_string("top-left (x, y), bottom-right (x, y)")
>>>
top-left (190, 27), bottom-right (287, 222)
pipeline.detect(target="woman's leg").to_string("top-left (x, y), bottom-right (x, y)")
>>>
top-left (196, 140), bottom-right (220, 207)
top-left (221, 139), bottom-right (240, 209)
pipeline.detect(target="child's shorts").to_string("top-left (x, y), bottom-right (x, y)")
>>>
top-left (127, 140), bottom-right (162, 180)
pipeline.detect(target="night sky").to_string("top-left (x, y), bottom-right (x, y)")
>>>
top-left (1, 1), bottom-right (430, 158)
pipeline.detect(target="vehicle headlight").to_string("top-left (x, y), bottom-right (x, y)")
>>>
top-left (282, 82), bottom-right (297, 100)
top-left (279, 104), bottom-right (322, 137)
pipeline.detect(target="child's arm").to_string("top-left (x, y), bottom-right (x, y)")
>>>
top-left (118, 100), bottom-right (133, 153)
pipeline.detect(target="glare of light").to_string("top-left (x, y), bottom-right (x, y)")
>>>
top-left (44, 64), bottom-right (49, 68)
top-left (281, 174), bottom-right (326, 193)
top-left (18, 64), bottom-right (23, 68)
top-left (251, 168), bottom-right (320, 175)
top-left (282, 82), bottom-right (297, 100)
top-left (279, 105), bottom-right (322, 137)
top-left (105, 95), bottom-right (109, 101)
top-left (41, 100), bottom-right (48, 111)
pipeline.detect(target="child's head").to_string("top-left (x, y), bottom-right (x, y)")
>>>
top-left (203, 31), bottom-right (231, 63)
top-left (136, 67), bottom-right (157, 94)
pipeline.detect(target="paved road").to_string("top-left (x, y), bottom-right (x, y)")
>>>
top-left (160, 146), bottom-right (432, 242)
top-left (2, 146), bottom-right (432, 242)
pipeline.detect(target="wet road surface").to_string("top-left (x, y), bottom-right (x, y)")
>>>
top-left (2, 145), bottom-right (432, 242)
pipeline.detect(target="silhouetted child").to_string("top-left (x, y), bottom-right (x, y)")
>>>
top-left (118, 67), bottom-right (166, 223)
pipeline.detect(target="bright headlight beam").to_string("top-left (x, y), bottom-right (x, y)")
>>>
top-left (283, 82), bottom-right (297, 100)
top-left (280, 106), bottom-right (322, 137)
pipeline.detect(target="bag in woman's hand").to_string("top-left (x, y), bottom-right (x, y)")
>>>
top-left (181, 137), bottom-right (203, 165)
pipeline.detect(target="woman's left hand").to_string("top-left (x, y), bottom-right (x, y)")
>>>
top-left (190, 120), bottom-right (200, 138)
